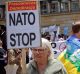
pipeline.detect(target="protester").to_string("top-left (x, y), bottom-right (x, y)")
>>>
top-left (27, 38), bottom-right (67, 74)
top-left (58, 34), bottom-right (65, 41)
top-left (5, 49), bottom-right (22, 74)
top-left (1, 26), bottom-right (7, 51)
top-left (66, 22), bottom-right (80, 56)
top-left (0, 38), bottom-right (6, 74)
top-left (58, 21), bottom-right (80, 74)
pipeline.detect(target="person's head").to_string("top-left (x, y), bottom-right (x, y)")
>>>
top-left (72, 21), bottom-right (80, 39)
top-left (31, 38), bottom-right (54, 63)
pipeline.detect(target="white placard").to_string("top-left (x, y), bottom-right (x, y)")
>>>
top-left (6, 1), bottom-right (41, 49)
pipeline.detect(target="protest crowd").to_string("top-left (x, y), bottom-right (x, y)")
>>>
top-left (0, 0), bottom-right (80, 74)
top-left (0, 21), bottom-right (80, 74)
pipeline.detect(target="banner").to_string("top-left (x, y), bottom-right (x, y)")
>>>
top-left (58, 36), bottom-right (80, 74)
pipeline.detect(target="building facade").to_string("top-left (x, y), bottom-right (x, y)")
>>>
top-left (40, 0), bottom-right (80, 34)
top-left (40, 0), bottom-right (80, 25)
top-left (0, 0), bottom-right (80, 34)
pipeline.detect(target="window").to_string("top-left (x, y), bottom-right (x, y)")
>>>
top-left (50, 2), bottom-right (58, 13)
top-left (0, 5), bottom-right (5, 19)
top-left (60, 1), bottom-right (69, 12)
top-left (40, 1), bottom-right (48, 14)
top-left (70, 0), bottom-right (79, 12)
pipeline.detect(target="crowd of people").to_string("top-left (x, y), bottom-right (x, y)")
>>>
top-left (0, 21), bottom-right (80, 74)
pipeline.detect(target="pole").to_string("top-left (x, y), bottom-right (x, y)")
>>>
top-left (22, 49), bottom-right (26, 74)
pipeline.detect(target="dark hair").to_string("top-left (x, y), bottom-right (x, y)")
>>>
top-left (72, 24), bottom-right (80, 33)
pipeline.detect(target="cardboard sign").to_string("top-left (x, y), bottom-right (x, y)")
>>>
top-left (6, 1), bottom-right (41, 49)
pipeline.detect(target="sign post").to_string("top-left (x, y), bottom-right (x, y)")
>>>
top-left (22, 48), bottom-right (27, 74)
top-left (6, 1), bottom-right (41, 74)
